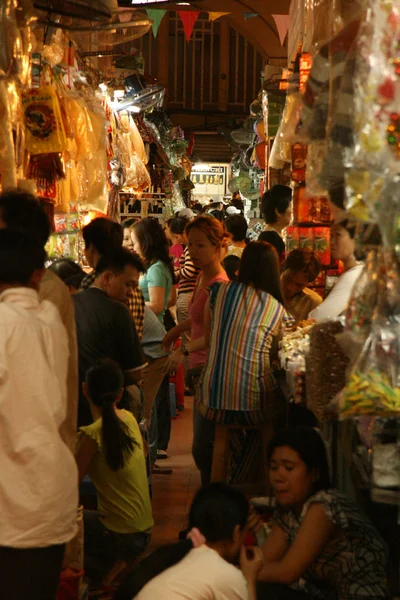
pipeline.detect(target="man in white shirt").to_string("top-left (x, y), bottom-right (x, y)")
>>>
top-left (0, 230), bottom-right (78, 599)
top-left (0, 190), bottom-right (78, 451)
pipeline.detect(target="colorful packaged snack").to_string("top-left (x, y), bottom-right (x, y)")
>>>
top-left (285, 226), bottom-right (299, 253)
top-left (313, 227), bottom-right (331, 265)
top-left (298, 227), bottom-right (314, 251)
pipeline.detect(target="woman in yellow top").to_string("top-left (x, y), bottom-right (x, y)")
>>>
top-left (76, 359), bottom-right (153, 588)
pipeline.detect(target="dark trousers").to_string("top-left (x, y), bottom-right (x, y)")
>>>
top-left (257, 583), bottom-right (313, 599)
top-left (156, 374), bottom-right (171, 451)
top-left (0, 543), bottom-right (65, 600)
top-left (192, 405), bottom-right (215, 486)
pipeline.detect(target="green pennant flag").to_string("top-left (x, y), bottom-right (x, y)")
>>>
top-left (146, 8), bottom-right (167, 38)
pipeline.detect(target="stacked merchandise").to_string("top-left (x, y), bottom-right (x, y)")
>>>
top-left (281, 3), bottom-right (400, 585)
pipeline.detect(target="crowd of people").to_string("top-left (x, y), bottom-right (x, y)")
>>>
top-left (0, 187), bottom-right (389, 600)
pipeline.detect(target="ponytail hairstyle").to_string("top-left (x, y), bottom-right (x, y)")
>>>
top-left (85, 359), bottom-right (138, 471)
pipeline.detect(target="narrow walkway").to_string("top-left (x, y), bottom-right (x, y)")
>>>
top-left (150, 398), bottom-right (201, 549)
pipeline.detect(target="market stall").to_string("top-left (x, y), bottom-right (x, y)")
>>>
top-left (0, 0), bottom-right (193, 267)
top-left (273, 1), bottom-right (400, 594)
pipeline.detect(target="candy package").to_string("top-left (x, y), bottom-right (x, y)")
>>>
top-left (341, 315), bottom-right (400, 417)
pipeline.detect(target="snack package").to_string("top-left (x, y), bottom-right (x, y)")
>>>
top-left (341, 316), bottom-right (400, 417)
top-left (298, 227), bottom-right (314, 250)
top-left (313, 227), bottom-right (331, 265)
top-left (285, 226), bottom-right (299, 253)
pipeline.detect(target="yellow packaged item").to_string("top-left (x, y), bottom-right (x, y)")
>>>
top-left (22, 85), bottom-right (68, 155)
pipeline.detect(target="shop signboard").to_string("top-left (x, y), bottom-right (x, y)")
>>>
top-left (191, 163), bottom-right (230, 202)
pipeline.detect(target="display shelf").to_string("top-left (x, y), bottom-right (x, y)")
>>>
top-left (371, 488), bottom-right (400, 506)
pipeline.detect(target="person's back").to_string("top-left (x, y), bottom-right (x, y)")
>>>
top-left (80, 410), bottom-right (152, 533)
top-left (116, 483), bottom-right (263, 600)
top-left (135, 545), bottom-right (248, 600)
top-left (0, 229), bottom-right (78, 599)
top-left (201, 280), bottom-right (284, 413)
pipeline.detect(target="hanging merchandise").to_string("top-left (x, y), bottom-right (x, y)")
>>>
top-left (345, 0), bottom-right (400, 250)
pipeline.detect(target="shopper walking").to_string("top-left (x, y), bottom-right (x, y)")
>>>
top-left (225, 213), bottom-right (248, 258)
top-left (169, 215), bottom-right (201, 387)
top-left (0, 230), bottom-right (78, 600)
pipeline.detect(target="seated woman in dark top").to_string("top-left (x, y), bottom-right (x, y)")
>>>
top-left (259, 185), bottom-right (292, 262)
top-left (249, 427), bottom-right (389, 600)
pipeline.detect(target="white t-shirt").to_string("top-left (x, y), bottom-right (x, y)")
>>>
top-left (309, 264), bottom-right (364, 322)
top-left (0, 288), bottom-right (78, 548)
top-left (135, 545), bottom-right (249, 600)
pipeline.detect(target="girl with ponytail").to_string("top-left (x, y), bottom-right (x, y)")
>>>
top-left (75, 358), bottom-right (153, 588)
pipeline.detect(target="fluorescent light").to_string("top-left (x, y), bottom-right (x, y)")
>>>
top-left (127, 105), bottom-right (141, 113)
top-left (114, 89), bottom-right (125, 98)
top-left (131, 0), bottom-right (169, 4)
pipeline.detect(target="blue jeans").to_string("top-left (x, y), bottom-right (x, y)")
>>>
top-left (84, 510), bottom-right (151, 584)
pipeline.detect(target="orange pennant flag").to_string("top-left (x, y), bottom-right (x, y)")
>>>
top-left (208, 12), bottom-right (230, 22)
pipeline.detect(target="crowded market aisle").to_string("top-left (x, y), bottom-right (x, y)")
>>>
top-left (150, 398), bottom-right (201, 550)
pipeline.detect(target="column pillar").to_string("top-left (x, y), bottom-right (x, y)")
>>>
top-left (218, 18), bottom-right (230, 112)
top-left (157, 12), bottom-right (170, 107)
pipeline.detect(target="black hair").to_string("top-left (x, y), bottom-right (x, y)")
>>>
top-left (115, 483), bottom-right (249, 600)
top-left (95, 247), bottom-right (144, 277)
top-left (169, 216), bottom-right (188, 236)
top-left (189, 483), bottom-right (249, 542)
top-left (225, 214), bottom-right (247, 242)
top-left (82, 217), bottom-right (123, 256)
top-left (238, 241), bottom-right (284, 304)
top-left (0, 189), bottom-right (51, 247)
top-left (209, 209), bottom-right (224, 223)
top-left (282, 249), bottom-right (321, 282)
top-left (222, 255), bottom-right (241, 281)
top-left (230, 197), bottom-right (244, 212)
top-left (48, 258), bottom-right (84, 284)
top-left (260, 185), bottom-right (292, 224)
top-left (132, 219), bottom-right (175, 282)
top-left (122, 217), bottom-right (139, 229)
top-left (85, 359), bottom-right (139, 471)
top-left (267, 427), bottom-right (331, 492)
top-left (65, 273), bottom-right (85, 290)
top-left (0, 229), bottom-right (46, 285)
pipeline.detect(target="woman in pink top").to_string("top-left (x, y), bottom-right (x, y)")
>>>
top-left (163, 216), bottom-right (229, 482)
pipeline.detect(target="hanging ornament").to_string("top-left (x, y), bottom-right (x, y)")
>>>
top-left (271, 14), bottom-right (290, 46)
top-left (146, 9), bottom-right (167, 38)
top-left (178, 10), bottom-right (200, 42)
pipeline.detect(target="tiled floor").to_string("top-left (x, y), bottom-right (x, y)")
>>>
top-left (150, 398), bottom-right (201, 549)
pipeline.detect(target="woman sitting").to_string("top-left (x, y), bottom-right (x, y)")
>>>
top-left (76, 359), bottom-right (153, 588)
top-left (250, 427), bottom-right (388, 600)
top-left (309, 220), bottom-right (364, 321)
top-left (196, 241), bottom-right (286, 484)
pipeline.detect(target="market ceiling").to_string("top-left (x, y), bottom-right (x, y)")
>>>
top-left (117, 0), bottom-right (291, 59)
